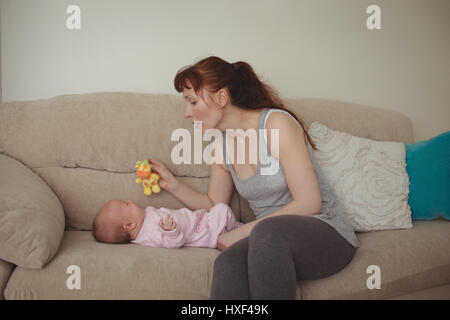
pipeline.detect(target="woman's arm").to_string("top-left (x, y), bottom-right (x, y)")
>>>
top-left (217, 112), bottom-right (322, 250)
top-left (150, 159), bottom-right (233, 211)
top-left (168, 179), bottom-right (215, 211)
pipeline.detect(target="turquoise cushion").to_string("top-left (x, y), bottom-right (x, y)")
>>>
top-left (405, 130), bottom-right (450, 220)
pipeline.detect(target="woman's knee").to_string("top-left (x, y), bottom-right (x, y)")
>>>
top-left (213, 249), bottom-right (235, 270)
top-left (250, 217), bottom-right (276, 243)
top-left (250, 215), bottom-right (305, 244)
top-left (211, 238), bottom-right (251, 300)
top-left (213, 237), bottom-right (248, 270)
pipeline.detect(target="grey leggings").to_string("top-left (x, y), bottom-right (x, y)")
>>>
top-left (210, 215), bottom-right (357, 300)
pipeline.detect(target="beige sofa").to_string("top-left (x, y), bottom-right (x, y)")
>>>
top-left (0, 92), bottom-right (449, 300)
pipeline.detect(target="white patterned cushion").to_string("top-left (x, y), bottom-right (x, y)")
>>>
top-left (307, 122), bottom-right (413, 232)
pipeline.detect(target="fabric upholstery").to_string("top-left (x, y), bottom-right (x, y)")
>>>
top-left (307, 122), bottom-right (413, 231)
top-left (405, 130), bottom-right (450, 220)
top-left (4, 231), bottom-right (219, 299)
top-left (4, 220), bottom-right (450, 300)
top-left (389, 283), bottom-right (450, 299)
top-left (298, 219), bottom-right (450, 299)
top-left (0, 259), bottom-right (14, 300)
top-left (0, 154), bottom-right (65, 268)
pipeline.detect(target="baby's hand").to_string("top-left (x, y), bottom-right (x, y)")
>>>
top-left (159, 215), bottom-right (176, 231)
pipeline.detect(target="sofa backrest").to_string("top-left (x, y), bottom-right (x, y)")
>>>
top-left (0, 92), bottom-right (414, 229)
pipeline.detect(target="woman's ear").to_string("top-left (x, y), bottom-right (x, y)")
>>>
top-left (215, 88), bottom-right (229, 107)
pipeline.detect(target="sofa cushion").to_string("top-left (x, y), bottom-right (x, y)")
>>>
top-left (388, 283), bottom-right (450, 299)
top-left (4, 231), bottom-right (220, 299)
top-left (405, 130), bottom-right (450, 220)
top-left (5, 221), bottom-right (449, 300)
top-left (298, 220), bottom-right (450, 299)
top-left (0, 259), bottom-right (14, 300)
top-left (307, 122), bottom-right (413, 232)
top-left (0, 154), bottom-right (65, 269)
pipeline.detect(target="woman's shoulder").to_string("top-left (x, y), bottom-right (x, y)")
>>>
top-left (265, 109), bottom-right (304, 132)
top-left (264, 109), bottom-right (306, 155)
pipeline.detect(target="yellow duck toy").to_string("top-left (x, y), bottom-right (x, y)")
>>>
top-left (135, 160), bottom-right (161, 196)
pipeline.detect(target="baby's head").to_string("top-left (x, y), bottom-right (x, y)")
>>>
top-left (92, 199), bottom-right (145, 244)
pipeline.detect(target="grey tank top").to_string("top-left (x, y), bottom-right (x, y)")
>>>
top-left (222, 107), bottom-right (360, 247)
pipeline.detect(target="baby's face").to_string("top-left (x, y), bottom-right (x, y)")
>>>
top-left (107, 199), bottom-right (144, 222)
top-left (93, 199), bottom-right (145, 243)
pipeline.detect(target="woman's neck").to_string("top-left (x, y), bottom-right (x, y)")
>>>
top-left (217, 106), bottom-right (262, 132)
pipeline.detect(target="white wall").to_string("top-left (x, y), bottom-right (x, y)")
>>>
top-left (1, 0), bottom-right (449, 141)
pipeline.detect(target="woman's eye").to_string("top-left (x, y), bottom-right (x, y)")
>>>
top-left (190, 102), bottom-right (196, 105)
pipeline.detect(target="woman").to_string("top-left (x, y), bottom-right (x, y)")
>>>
top-left (149, 56), bottom-right (359, 300)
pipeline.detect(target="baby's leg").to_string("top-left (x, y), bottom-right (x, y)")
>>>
top-left (210, 203), bottom-right (243, 232)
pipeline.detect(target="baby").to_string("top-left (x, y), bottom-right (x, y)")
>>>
top-left (92, 200), bottom-right (243, 249)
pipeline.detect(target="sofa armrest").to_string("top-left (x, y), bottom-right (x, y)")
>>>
top-left (0, 154), bottom-right (65, 269)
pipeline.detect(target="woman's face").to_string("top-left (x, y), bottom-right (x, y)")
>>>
top-left (182, 83), bottom-right (223, 133)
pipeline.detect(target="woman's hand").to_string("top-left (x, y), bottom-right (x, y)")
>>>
top-left (147, 159), bottom-right (179, 192)
top-left (217, 225), bottom-right (248, 251)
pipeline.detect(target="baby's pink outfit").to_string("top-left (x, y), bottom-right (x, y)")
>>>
top-left (131, 203), bottom-right (243, 249)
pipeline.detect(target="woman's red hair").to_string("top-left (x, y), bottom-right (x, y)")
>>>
top-left (174, 56), bottom-right (317, 150)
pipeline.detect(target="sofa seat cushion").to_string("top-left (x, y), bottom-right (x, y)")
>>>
top-left (4, 231), bottom-right (220, 299)
top-left (298, 219), bottom-right (450, 299)
top-left (5, 221), bottom-right (449, 300)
